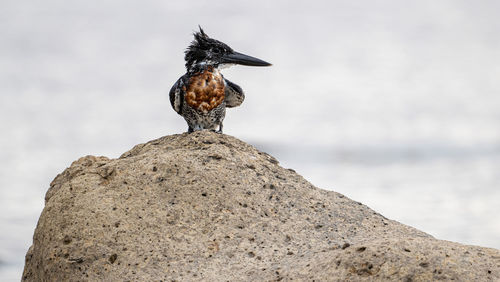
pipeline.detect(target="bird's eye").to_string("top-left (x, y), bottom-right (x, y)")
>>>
top-left (213, 48), bottom-right (221, 54)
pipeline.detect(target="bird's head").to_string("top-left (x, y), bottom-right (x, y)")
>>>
top-left (184, 26), bottom-right (271, 71)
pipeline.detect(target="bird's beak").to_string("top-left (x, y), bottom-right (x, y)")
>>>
top-left (221, 51), bottom-right (272, 67)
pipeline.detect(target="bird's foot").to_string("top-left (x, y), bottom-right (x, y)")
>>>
top-left (209, 129), bottom-right (223, 134)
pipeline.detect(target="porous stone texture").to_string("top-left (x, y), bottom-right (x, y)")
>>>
top-left (23, 131), bottom-right (500, 281)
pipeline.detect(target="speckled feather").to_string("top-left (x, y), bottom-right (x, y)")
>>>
top-left (169, 71), bottom-right (244, 132)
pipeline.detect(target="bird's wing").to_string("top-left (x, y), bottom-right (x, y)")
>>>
top-left (169, 75), bottom-right (187, 115)
top-left (224, 78), bottom-right (245, 108)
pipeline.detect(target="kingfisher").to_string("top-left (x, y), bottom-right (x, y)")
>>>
top-left (169, 26), bottom-right (271, 133)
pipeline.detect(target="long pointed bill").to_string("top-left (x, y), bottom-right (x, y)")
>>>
top-left (221, 51), bottom-right (272, 66)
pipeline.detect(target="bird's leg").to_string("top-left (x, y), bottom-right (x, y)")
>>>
top-left (216, 122), bottom-right (223, 134)
top-left (188, 126), bottom-right (194, 133)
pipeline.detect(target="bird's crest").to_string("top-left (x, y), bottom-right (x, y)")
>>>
top-left (184, 26), bottom-right (232, 70)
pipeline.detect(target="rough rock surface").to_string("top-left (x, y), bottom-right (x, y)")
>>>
top-left (23, 131), bottom-right (500, 281)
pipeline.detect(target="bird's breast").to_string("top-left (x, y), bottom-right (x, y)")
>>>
top-left (184, 67), bottom-right (225, 113)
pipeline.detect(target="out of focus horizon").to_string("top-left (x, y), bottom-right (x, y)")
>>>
top-left (1, 1), bottom-right (499, 280)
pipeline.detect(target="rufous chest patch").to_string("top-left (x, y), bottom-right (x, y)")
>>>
top-left (185, 68), bottom-right (225, 113)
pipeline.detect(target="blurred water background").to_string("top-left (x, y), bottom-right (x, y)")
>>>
top-left (1, 0), bottom-right (499, 280)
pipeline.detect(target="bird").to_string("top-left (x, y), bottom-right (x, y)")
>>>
top-left (169, 26), bottom-right (271, 133)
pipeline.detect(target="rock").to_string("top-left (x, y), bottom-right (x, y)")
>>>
top-left (23, 131), bottom-right (500, 281)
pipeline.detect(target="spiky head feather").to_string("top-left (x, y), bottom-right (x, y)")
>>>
top-left (184, 26), bottom-right (233, 70)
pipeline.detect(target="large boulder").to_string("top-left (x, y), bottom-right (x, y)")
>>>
top-left (23, 131), bottom-right (499, 281)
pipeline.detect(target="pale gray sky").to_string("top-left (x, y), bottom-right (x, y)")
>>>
top-left (1, 1), bottom-right (499, 280)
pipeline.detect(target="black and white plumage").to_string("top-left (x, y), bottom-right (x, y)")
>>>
top-left (169, 26), bottom-right (271, 133)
